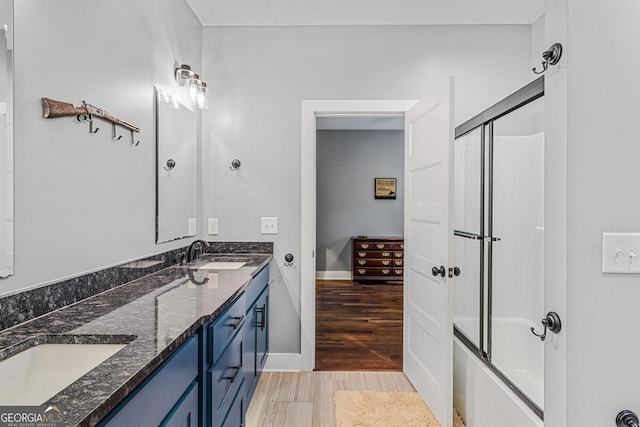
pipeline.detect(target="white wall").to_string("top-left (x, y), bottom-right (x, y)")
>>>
top-left (201, 24), bottom-right (535, 354)
top-left (1, 0), bottom-right (202, 297)
top-left (557, 1), bottom-right (640, 426)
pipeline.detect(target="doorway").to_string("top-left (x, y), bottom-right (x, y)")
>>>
top-left (299, 100), bottom-right (417, 372)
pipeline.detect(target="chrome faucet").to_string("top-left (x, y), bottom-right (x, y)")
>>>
top-left (187, 240), bottom-right (209, 264)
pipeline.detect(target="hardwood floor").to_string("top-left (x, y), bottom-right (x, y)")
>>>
top-left (315, 280), bottom-right (403, 371)
top-left (245, 371), bottom-right (416, 427)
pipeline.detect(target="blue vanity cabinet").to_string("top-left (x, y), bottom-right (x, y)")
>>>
top-left (243, 266), bottom-right (269, 402)
top-left (98, 335), bottom-right (199, 427)
top-left (206, 293), bottom-right (247, 427)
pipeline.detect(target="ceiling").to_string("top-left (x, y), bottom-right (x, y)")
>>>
top-left (185, 0), bottom-right (544, 26)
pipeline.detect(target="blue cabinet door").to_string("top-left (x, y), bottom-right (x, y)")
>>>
top-left (160, 380), bottom-right (199, 427)
top-left (99, 336), bottom-right (199, 427)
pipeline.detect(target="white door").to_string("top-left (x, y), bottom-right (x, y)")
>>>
top-left (403, 77), bottom-right (455, 427)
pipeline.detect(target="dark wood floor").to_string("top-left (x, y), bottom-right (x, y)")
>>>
top-left (315, 280), bottom-right (403, 371)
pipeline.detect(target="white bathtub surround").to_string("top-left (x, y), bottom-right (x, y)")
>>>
top-left (454, 336), bottom-right (543, 427)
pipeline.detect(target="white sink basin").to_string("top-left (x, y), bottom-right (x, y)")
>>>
top-left (0, 343), bottom-right (126, 405)
top-left (198, 261), bottom-right (246, 270)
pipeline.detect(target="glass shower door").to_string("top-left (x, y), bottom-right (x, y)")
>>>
top-left (490, 97), bottom-right (544, 409)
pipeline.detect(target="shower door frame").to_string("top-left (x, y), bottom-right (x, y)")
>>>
top-left (453, 76), bottom-right (544, 420)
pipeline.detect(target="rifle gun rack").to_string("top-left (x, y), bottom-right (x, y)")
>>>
top-left (77, 114), bottom-right (141, 147)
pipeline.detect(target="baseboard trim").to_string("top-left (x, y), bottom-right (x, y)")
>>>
top-left (315, 271), bottom-right (352, 280)
top-left (263, 352), bottom-right (311, 372)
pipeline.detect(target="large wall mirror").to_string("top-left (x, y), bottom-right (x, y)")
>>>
top-left (155, 87), bottom-right (198, 243)
top-left (0, 0), bottom-right (13, 278)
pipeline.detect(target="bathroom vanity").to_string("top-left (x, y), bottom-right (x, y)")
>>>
top-left (0, 250), bottom-right (271, 427)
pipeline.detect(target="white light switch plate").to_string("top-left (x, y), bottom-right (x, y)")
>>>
top-left (208, 218), bottom-right (219, 235)
top-left (261, 217), bottom-right (278, 234)
top-left (188, 218), bottom-right (197, 236)
top-left (602, 232), bottom-right (640, 273)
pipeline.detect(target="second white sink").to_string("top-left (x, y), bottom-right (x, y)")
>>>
top-left (198, 262), bottom-right (246, 270)
top-left (0, 343), bottom-right (126, 405)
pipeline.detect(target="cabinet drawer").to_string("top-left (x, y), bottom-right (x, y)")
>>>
top-left (210, 293), bottom-right (246, 364)
top-left (245, 265), bottom-right (269, 308)
top-left (354, 267), bottom-right (401, 276)
top-left (355, 250), bottom-right (393, 258)
top-left (210, 331), bottom-right (244, 424)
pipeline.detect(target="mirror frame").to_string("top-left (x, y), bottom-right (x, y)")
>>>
top-left (0, 0), bottom-right (14, 278)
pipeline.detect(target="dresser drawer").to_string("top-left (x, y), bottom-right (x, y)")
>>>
top-left (355, 250), bottom-right (393, 258)
top-left (371, 241), bottom-right (404, 250)
top-left (354, 267), bottom-right (401, 277)
top-left (355, 258), bottom-right (395, 267)
top-left (209, 293), bottom-right (246, 365)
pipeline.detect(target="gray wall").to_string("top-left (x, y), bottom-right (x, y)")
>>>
top-left (315, 130), bottom-right (404, 273)
top-left (1, 0), bottom-right (202, 296)
top-left (201, 24), bottom-right (535, 353)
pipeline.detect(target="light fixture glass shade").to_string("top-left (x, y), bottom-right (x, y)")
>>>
top-left (175, 64), bottom-right (194, 87)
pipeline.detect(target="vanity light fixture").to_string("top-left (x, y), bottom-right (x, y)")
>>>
top-left (175, 64), bottom-right (207, 109)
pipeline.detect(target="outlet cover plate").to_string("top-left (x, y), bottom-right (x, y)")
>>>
top-left (208, 218), bottom-right (219, 235)
top-left (261, 217), bottom-right (278, 234)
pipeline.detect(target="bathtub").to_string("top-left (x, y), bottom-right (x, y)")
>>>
top-left (453, 318), bottom-right (543, 427)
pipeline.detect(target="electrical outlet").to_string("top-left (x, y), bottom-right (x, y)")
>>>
top-left (208, 218), bottom-right (219, 235)
top-left (188, 218), bottom-right (197, 236)
top-left (602, 232), bottom-right (640, 273)
top-left (261, 217), bottom-right (278, 234)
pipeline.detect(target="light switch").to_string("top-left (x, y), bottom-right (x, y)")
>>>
top-left (188, 218), bottom-right (197, 236)
top-left (208, 218), bottom-right (219, 235)
top-left (602, 232), bottom-right (640, 273)
top-left (261, 217), bottom-right (278, 234)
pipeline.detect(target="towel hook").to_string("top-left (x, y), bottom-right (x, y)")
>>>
top-left (530, 311), bottom-right (562, 341)
top-left (617, 410), bottom-right (640, 427)
top-left (532, 43), bottom-right (563, 74)
top-left (230, 158), bottom-right (241, 171)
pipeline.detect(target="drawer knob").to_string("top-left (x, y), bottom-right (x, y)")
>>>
top-left (358, 260), bottom-right (367, 265)
top-left (361, 243), bottom-right (370, 249)
top-left (357, 269), bottom-right (367, 274)
top-left (382, 269), bottom-right (390, 275)
top-left (358, 252), bottom-right (366, 257)
top-left (382, 260), bottom-right (390, 266)
top-left (376, 244), bottom-right (384, 249)
top-left (382, 252), bottom-right (391, 257)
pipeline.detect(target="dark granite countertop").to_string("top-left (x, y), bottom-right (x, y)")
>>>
top-left (0, 253), bottom-right (271, 426)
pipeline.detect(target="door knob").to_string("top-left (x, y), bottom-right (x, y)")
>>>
top-left (431, 266), bottom-right (445, 277)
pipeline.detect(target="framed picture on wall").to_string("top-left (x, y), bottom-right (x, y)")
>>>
top-left (374, 178), bottom-right (397, 200)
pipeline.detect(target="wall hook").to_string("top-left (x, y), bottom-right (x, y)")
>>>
top-left (230, 159), bottom-right (241, 171)
top-left (616, 410), bottom-right (640, 427)
top-left (112, 124), bottom-right (123, 141)
top-left (530, 311), bottom-right (562, 341)
top-left (89, 118), bottom-right (99, 134)
top-left (532, 43), bottom-right (563, 74)
top-left (164, 159), bottom-right (176, 171)
top-left (130, 129), bottom-right (140, 147)
top-left (284, 253), bottom-right (294, 267)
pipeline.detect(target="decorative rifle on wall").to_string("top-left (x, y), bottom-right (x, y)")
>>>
top-left (42, 97), bottom-right (141, 146)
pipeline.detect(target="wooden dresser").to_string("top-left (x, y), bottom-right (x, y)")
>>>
top-left (352, 236), bottom-right (404, 284)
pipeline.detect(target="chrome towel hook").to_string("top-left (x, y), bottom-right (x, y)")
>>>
top-left (530, 311), bottom-right (562, 341)
top-left (532, 43), bottom-right (563, 74)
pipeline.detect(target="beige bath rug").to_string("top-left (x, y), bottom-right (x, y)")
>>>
top-left (334, 391), bottom-right (466, 427)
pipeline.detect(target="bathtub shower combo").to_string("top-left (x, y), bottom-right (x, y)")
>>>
top-left (452, 77), bottom-right (545, 427)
